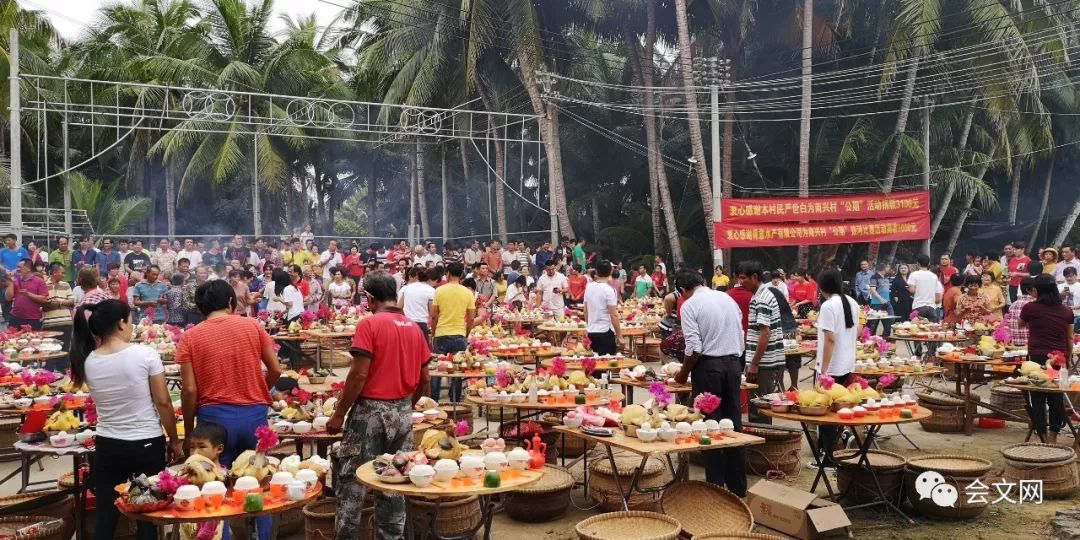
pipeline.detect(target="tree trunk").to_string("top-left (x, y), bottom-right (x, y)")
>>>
top-left (867, 54), bottom-right (920, 263)
top-left (441, 146), bottom-right (449, 243)
top-left (624, 10), bottom-right (682, 264)
top-left (165, 168), bottom-right (176, 238)
top-left (929, 109), bottom-right (975, 243)
top-left (367, 162), bottom-right (377, 238)
top-left (517, 47), bottom-right (574, 241)
top-left (796, 0), bottom-right (812, 269)
top-left (673, 0), bottom-right (714, 249)
top-left (919, 99), bottom-right (932, 256)
top-left (1008, 162), bottom-right (1021, 225)
top-left (591, 193), bottom-right (600, 244)
top-left (1053, 186), bottom-right (1080, 247)
top-left (416, 142), bottom-right (430, 239)
top-left (409, 149), bottom-right (417, 242)
top-left (460, 141), bottom-right (471, 211)
top-left (1028, 158), bottom-right (1054, 249)
top-left (493, 126), bottom-right (508, 243)
top-left (946, 146), bottom-right (995, 255)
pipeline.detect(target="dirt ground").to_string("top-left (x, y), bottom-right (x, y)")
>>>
top-left (3, 347), bottom-right (1076, 540)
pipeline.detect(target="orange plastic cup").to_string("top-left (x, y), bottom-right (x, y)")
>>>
top-left (231, 490), bottom-right (247, 504)
top-left (270, 483), bottom-right (286, 499)
top-left (206, 494), bottom-right (225, 508)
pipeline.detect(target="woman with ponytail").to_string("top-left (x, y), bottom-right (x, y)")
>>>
top-left (70, 299), bottom-right (181, 540)
top-left (814, 269), bottom-right (861, 465)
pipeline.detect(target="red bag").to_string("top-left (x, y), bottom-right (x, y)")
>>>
top-left (660, 329), bottom-right (684, 359)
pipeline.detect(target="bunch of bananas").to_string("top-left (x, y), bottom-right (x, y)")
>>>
top-left (44, 410), bottom-right (80, 431)
top-left (417, 429), bottom-right (466, 460)
top-left (179, 454), bottom-right (225, 487)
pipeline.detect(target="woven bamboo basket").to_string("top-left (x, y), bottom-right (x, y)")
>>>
top-left (641, 338), bottom-right (662, 362)
top-left (916, 393), bottom-right (965, 432)
top-left (0, 415), bottom-right (20, 462)
top-left (834, 449), bottom-right (907, 505)
top-left (1001, 443), bottom-right (1079, 498)
top-left (588, 457), bottom-right (670, 511)
top-left (303, 497), bottom-right (343, 540)
top-left (742, 424), bottom-right (802, 475)
top-left (660, 481), bottom-right (753, 538)
top-left (989, 385), bottom-right (1029, 420)
top-left (691, 534), bottom-right (787, 540)
top-left (905, 455), bottom-right (993, 519)
top-left (439, 403), bottom-right (475, 434)
top-left (408, 495), bottom-right (482, 538)
top-left (505, 465), bottom-right (574, 523)
top-left (0, 490), bottom-right (76, 540)
top-left (0, 515), bottom-right (65, 540)
top-left (575, 511), bottom-right (681, 540)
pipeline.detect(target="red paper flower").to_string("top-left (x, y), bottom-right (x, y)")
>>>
top-left (255, 425), bottom-right (279, 453)
top-left (581, 357), bottom-right (597, 375)
top-left (693, 392), bottom-right (721, 414)
top-left (551, 358), bottom-right (567, 377)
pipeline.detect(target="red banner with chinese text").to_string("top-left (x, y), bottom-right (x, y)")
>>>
top-left (721, 190), bottom-right (930, 224)
top-left (715, 213), bottom-right (930, 248)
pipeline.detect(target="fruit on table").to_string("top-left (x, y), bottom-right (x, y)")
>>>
top-left (574, 394), bottom-right (587, 404)
top-left (243, 492), bottom-right (265, 512)
top-left (417, 429), bottom-right (466, 461)
top-left (179, 454), bottom-right (225, 487)
top-left (44, 410), bottom-right (80, 431)
top-left (231, 450), bottom-right (276, 482)
top-left (483, 470), bottom-right (501, 488)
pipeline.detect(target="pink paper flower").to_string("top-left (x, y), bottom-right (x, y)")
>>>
top-left (909, 310), bottom-right (920, 321)
top-left (992, 323), bottom-right (1012, 344)
top-left (878, 374), bottom-right (897, 388)
top-left (861, 327), bottom-right (871, 342)
top-left (551, 358), bottom-right (567, 378)
top-left (581, 357), bottom-right (597, 375)
top-left (851, 375), bottom-right (869, 389)
top-left (649, 381), bottom-right (673, 407)
top-left (693, 392), bottom-right (721, 414)
top-left (156, 468), bottom-right (189, 496)
top-left (495, 366), bottom-right (511, 388)
top-left (818, 374), bottom-right (835, 389)
top-left (455, 420), bottom-right (470, 437)
top-left (255, 425), bottom-right (279, 453)
top-left (582, 336), bottom-right (592, 349)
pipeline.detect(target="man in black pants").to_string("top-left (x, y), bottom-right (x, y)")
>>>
top-left (583, 260), bottom-right (622, 355)
top-left (673, 270), bottom-right (748, 496)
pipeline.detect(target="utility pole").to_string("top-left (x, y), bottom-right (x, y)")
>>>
top-left (252, 131), bottom-right (261, 237)
top-left (921, 98), bottom-right (932, 255)
top-left (693, 56), bottom-right (730, 267)
top-left (441, 145), bottom-right (448, 247)
top-left (9, 29), bottom-right (21, 241)
top-left (62, 120), bottom-right (71, 235)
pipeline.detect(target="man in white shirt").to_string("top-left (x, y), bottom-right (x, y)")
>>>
top-left (535, 260), bottom-right (569, 310)
top-left (672, 270), bottom-right (746, 496)
top-left (1058, 267), bottom-right (1080, 322)
top-left (419, 243), bottom-right (443, 267)
top-left (398, 267), bottom-right (436, 337)
top-left (583, 260), bottom-right (622, 355)
top-left (501, 244), bottom-right (517, 275)
top-left (1054, 245), bottom-right (1080, 284)
top-left (463, 241), bottom-right (483, 267)
top-left (177, 238), bottom-right (202, 268)
top-left (320, 240), bottom-right (344, 279)
top-left (907, 254), bottom-right (944, 321)
top-left (298, 224), bottom-right (314, 248)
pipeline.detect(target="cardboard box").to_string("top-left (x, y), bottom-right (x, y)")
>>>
top-left (746, 480), bottom-right (851, 539)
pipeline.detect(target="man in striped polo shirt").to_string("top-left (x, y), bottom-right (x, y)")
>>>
top-left (739, 260), bottom-right (786, 424)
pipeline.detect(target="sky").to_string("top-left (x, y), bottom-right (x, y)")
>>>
top-left (23, 0), bottom-right (344, 40)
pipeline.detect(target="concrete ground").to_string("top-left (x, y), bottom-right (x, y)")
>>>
top-left (3, 344), bottom-right (1076, 539)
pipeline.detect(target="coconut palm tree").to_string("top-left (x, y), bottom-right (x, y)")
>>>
top-left (672, 0), bottom-right (713, 251)
top-left (69, 172), bottom-right (150, 238)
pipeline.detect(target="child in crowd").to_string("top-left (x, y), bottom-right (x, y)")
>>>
top-left (182, 422), bottom-right (227, 540)
top-left (106, 277), bottom-right (122, 300)
top-left (166, 273), bottom-right (187, 325)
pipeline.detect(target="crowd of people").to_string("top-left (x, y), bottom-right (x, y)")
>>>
top-left (6, 225), bottom-right (1073, 537)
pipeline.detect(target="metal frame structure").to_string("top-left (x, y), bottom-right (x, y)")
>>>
top-left (6, 30), bottom-right (550, 244)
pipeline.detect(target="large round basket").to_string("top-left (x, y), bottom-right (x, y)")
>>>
top-left (407, 495), bottom-right (482, 538)
top-left (834, 449), bottom-right (907, 505)
top-left (742, 424), bottom-right (802, 475)
top-left (1001, 443), bottom-right (1079, 499)
top-left (691, 534), bottom-right (788, 540)
top-left (660, 481), bottom-right (753, 538)
top-left (0, 515), bottom-right (65, 540)
top-left (0, 491), bottom-right (76, 540)
top-left (588, 457), bottom-right (669, 511)
top-left (989, 386), bottom-right (1028, 420)
top-left (303, 498), bottom-right (335, 540)
top-left (916, 392), bottom-right (965, 433)
top-left (575, 511), bottom-right (681, 540)
top-left (905, 455), bottom-right (993, 519)
top-left (505, 465), bottom-right (574, 523)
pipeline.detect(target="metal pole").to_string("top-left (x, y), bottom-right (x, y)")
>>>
top-left (63, 121), bottom-right (71, 235)
top-left (710, 82), bottom-right (722, 268)
top-left (9, 29), bottom-right (21, 241)
top-left (253, 131), bottom-right (261, 237)
top-left (441, 144), bottom-right (448, 246)
top-left (921, 98), bottom-right (932, 255)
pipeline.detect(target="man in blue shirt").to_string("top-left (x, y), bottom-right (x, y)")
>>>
top-left (96, 238), bottom-right (121, 277)
top-left (854, 259), bottom-right (874, 305)
top-left (0, 234), bottom-right (28, 273)
top-left (132, 265), bottom-right (168, 323)
top-left (71, 236), bottom-right (99, 278)
top-left (534, 241), bottom-right (554, 279)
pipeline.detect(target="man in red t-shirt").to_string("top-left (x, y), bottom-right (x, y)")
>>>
top-left (567, 264), bottom-right (588, 305)
top-left (938, 254), bottom-right (958, 291)
top-left (328, 272), bottom-right (431, 539)
top-left (1008, 241), bottom-right (1032, 303)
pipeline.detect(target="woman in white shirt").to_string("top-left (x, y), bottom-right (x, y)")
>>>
top-left (505, 275), bottom-right (530, 309)
top-left (266, 269), bottom-right (305, 367)
top-left (814, 269), bottom-right (861, 464)
top-left (70, 299), bottom-right (180, 540)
